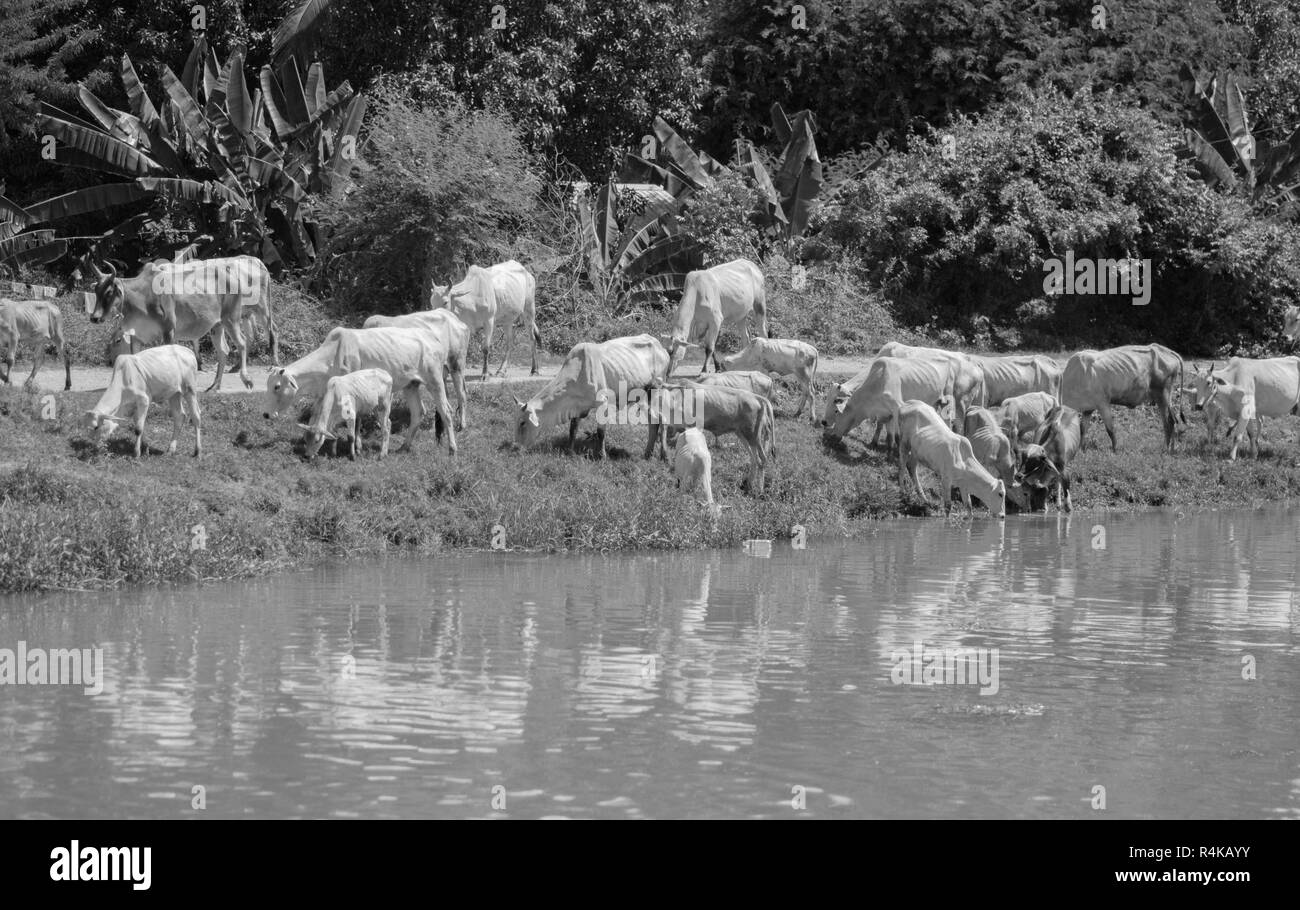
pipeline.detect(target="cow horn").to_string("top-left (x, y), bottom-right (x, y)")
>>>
top-left (103, 260), bottom-right (117, 280)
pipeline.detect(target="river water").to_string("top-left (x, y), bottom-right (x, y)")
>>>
top-left (1, 508), bottom-right (1297, 819)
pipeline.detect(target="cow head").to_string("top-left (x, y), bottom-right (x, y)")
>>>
top-left (89, 261), bottom-right (122, 323)
top-left (989, 478), bottom-right (1007, 519)
top-left (1182, 365), bottom-right (1217, 412)
top-left (105, 323), bottom-right (140, 365)
top-left (82, 410), bottom-right (121, 441)
top-left (933, 395), bottom-right (956, 426)
top-left (429, 284), bottom-right (451, 310)
top-left (297, 422), bottom-right (336, 461)
top-left (820, 383), bottom-right (849, 429)
top-left (264, 368), bottom-right (300, 419)
top-left (514, 396), bottom-right (542, 448)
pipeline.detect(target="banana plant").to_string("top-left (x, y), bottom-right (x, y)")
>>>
top-left (1179, 63), bottom-right (1300, 206)
top-left (22, 28), bottom-right (364, 270)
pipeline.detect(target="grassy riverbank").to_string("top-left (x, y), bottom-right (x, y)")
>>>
top-left (4, 379), bottom-right (1300, 593)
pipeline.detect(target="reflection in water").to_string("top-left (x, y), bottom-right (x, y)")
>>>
top-left (1, 508), bottom-right (1297, 819)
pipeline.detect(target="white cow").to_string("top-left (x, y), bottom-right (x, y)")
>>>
top-left (822, 356), bottom-right (955, 451)
top-left (693, 370), bottom-right (776, 400)
top-left (515, 334), bottom-right (669, 459)
top-left (432, 260), bottom-right (540, 377)
top-left (665, 259), bottom-right (769, 376)
top-left (264, 326), bottom-right (457, 455)
top-left (897, 400), bottom-right (1006, 518)
top-left (362, 308), bottom-right (470, 431)
top-left (720, 337), bottom-right (819, 422)
top-left (994, 391), bottom-right (1060, 449)
top-left (82, 344), bottom-right (202, 458)
top-left (961, 407), bottom-right (1018, 490)
top-left (646, 381), bottom-right (776, 494)
top-left (875, 341), bottom-right (983, 426)
top-left (1184, 357), bottom-right (1300, 459)
top-left (299, 368), bottom-right (396, 461)
top-left (1060, 344), bottom-right (1185, 451)
top-left (0, 298), bottom-right (71, 390)
top-left (968, 354), bottom-right (1061, 405)
top-left (674, 427), bottom-right (716, 509)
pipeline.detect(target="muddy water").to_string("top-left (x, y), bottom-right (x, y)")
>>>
top-left (1, 508), bottom-right (1297, 818)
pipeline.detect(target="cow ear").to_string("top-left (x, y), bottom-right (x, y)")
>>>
top-left (527, 409), bottom-right (539, 428)
top-left (296, 423), bottom-right (312, 432)
top-left (320, 430), bottom-right (337, 440)
top-left (513, 396), bottom-right (526, 408)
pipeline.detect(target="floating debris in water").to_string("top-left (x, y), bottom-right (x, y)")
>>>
top-left (743, 539), bottom-right (772, 558)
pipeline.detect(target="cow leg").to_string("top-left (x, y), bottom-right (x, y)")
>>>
top-left (568, 418), bottom-right (580, 454)
top-left (133, 399), bottom-right (149, 458)
top-left (185, 386), bottom-right (202, 458)
top-left (528, 319), bottom-right (540, 375)
top-left (426, 371), bottom-right (457, 455)
top-left (480, 318), bottom-right (495, 379)
top-left (348, 416), bottom-right (358, 460)
top-left (495, 322), bottom-right (516, 376)
top-left (1061, 475), bottom-right (1072, 512)
top-left (644, 416), bottom-right (659, 460)
top-left (1248, 419), bottom-right (1259, 458)
top-left (166, 392), bottom-right (183, 455)
top-left (1098, 404), bottom-right (1118, 452)
top-left (596, 426), bottom-right (607, 460)
top-left (207, 328), bottom-right (228, 392)
top-left (451, 365), bottom-right (468, 431)
top-left (192, 339), bottom-right (203, 372)
top-left (61, 338), bottom-right (71, 391)
top-left (378, 396), bottom-right (391, 459)
top-left (400, 384), bottom-right (423, 452)
top-left (25, 344), bottom-right (45, 389)
top-left (226, 317), bottom-right (252, 390)
top-left (1160, 393), bottom-right (1176, 452)
top-left (870, 421), bottom-right (884, 447)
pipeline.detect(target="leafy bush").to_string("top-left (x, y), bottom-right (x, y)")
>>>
top-left (316, 89), bottom-right (543, 315)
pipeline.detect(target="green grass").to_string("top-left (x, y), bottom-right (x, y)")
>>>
top-left (4, 373), bottom-right (1300, 593)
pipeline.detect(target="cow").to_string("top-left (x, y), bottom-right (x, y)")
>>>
top-left (674, 427), bottom-right (717, 510)
top-left (961, 407), bottom-right (1018, 490)
top-left (514, 334), bottom-right (669, 459)
top-left (693, 370), bottom-right (776, 401)
top-left (89, 256), bottom-right (272, 391)
top-left (82, 344), bottom-right (202, 458)
top-left (821, 360), bottom-right (875, 437)
top-left (263, 326), bottom-right (457, 455)
top-left (644, 381), bottom-right (776, 494)
top-left (664, 259), bottom-right (769, 376)
top-left (299, 368), bottom-right (397, 461)
top-left (0, 298), bottom-right (71, 390)
top-left (874, 341), bottom-right (983, 427)
top-left (968, 354), bottom-right (1061, 405)
top-left (720, 337), bottom-right (819, 422)
top-left (432, 260), bottom-right (540, 377)
top-left (822, 356), bottom-right (955, 452)
top-left (1201, 379), bottom-right (1259, 460)
top-left (1018, 404), bottom-right (1083, 511)
top-left (1184, 357), bottom-right (1300, 458)
top-left (1059, 344), bottom-right (1185, 452)
top-left (362, 308), bottom-right (470, 431)
top-left (896, 400), bottom-right (1007, 518)
top-left (994, 391), bottom-right (1061, 449)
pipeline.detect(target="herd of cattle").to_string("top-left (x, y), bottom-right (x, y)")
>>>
top-left (5, 255), bottom-right (1300, 518)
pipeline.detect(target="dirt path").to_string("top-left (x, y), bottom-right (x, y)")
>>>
top-left (23, 352), bottom-right (877, 394)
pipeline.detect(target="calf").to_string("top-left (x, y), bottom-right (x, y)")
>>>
top-left (82, 344), bottom-right (202, 458)
top-left (647, 382), bottom-right (775, 495)
top-left (299, 368), bottom-right (397, 461)
top-left (994, 391), bottom-right (1060, 450)
top-left (1200, 377), bottom-right (1259, 460)
top-left (720, 337), bottom-right (819, 422)
top-left (673, 427), bottom-right (717, 510)
top-left (0, 298), bottom-right (71, 390)
top-left (962, 406), bottom-right (1019, 489)
top-left (1018, 405), bottom-right (1083, 511)
top-left (897, 400), bottom-right (1006, 518)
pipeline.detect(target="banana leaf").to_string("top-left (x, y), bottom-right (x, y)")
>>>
top-left (1, 239), bottom-right (68, 267)
top-left (327, 94), bottom-right (366, 184)
top-left (620, 233), bottom-right (695, 282)
top-left (1183, 128), bottom-right (1238, 188)
top-left (36, 112), bottom-right (164, 177)
top-left (735, 140), bottom-right (786, 226)
top-left (1223, 74), bottom-right (1254, 168)
top-left (771, 103), bottom-right (793, 145)
top-left (249, 157), bottom-right (306, 202)
top-left (273, 0), bottom-right (333, 64)
top-left (0, 230), bottom-right (55, 258)
top-left (305, 63), bottom-right (326, 120)
top-left (161, 66), bottom-right (213, 151)
top-left (40, 100), bottom-right (105, 135)
top-left (595, 180), bottom-right (616, 267)
top-left (610, 198), bottom-right (679, 268)
top-left (137, 177), bottom-right (247, 208)
top-left (227, 51), bottom-right (254, 136)
top-left (181, 36), bottom-right (207, 105)
top-left (259, 66), bottom-right (295, 140)
top-left (24, 183), bottom-right (153, 224)
top-left (0, 194), bottom-right (30, 228)
top-left (77, 85), bottom-right (124, 133)
top-left (121, 54), bottom-right (159, 127)
top-left (623, 271), bottom-right (691, 301)
top-left (278, 61), bottom-right (312, 129)
top-left (652, 117), bottom-right (710, 189)
top-left (203, 45), bottom-right (221, 103)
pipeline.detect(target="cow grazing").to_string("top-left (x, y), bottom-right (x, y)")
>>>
top-left (1184, 357), bottom-right (1300, 459)
top-left (0, 298), bottom-right (71, 390)
top-left (821, 360), bottom-right (875, 437)
top-left (994, 391), bottom-right (1061, 449)
top-left (897, 400), bottom-right (1007, 518)
top-left (264, 326), bottom-right (456, 455)
top-left (645, 381), bottom-right (776, 494)
top-left (720, 337), bottom-right (819, 422)
top-left (515, 334), bottom-right (669, 459)
top-left (82, 344), bottom-right (202, 458)
top-left (1018, 405), bottom-right (1083, 511)
top-left (875, 341), bottom-right (983, 426)
top-left (362, 308), bottom-right (470, 431)
top-left (673, 427), bottom-right (717, 509)
top-left (693, 370), bottom-right (776, 401)
top-left (1060, 344), bottom-right (1185, 451)
top-left (299, 368), bottom-right (397, 461)
top-left (89, 256), bottom-right (272, 391)
top-left (432, 260), bottom-right (540, 377)
top-left (665, 259), bottom-right (769, 376)
top-left (968, 354), bottom-right (1061, 406)
top-left (822, 356), bottom-right (954, 451)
